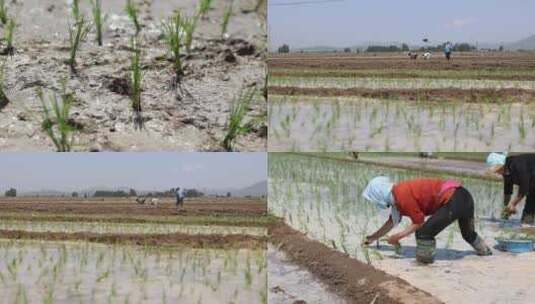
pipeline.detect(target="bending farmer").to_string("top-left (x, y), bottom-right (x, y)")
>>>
top-left (175, 187), bottom-right (185, 209)
top-left (362, 177), bottom-right (492, 264)
top-left (487, 153), bottom-right (535, 224)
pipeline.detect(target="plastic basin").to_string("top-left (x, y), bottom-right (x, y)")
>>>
top-left (496, 239), bottom-right (534, 253)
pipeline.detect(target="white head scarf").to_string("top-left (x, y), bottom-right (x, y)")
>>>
top-left (362, 176), bottom-right (394, 209)
top-left (362, 176), bottom-right (400, 226)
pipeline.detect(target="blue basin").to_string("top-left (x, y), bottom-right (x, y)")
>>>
top-left (496, 239), bottom-right (534, 253)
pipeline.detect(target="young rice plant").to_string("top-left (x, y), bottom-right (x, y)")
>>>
top-left (68, 1), bottom-right (90, 68)
top-left (221, 1), bottom-right (233, 38)
top-left (0, 62), bottom-right (9, 110)
top-left (125, 0), bottom-right (141, 35)
top-left (130, 38), bottom-right (143, 130)
top-left (197, 0), bottom-right (213, 19)
top-left (223, 87), bottom-right (256, 151)
top-left (0, 0), bottom-right (7, 25)
top-left (37, 82), bottom-right (76, 152)
top-left (162, 12), bottom-right (184, 80)
top-left (0, 16), bottom-right (15, 56)
top-left (90, 0), bottom-right (106, 46)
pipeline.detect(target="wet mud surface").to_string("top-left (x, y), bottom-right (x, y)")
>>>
top-left (0, 229), bottom-right (266, 249)
top-left (269, 86), bottom-right (535, 103)
top-left (269, 223), bottom-right (441, 304)
top-left (0, 0), bottom-right (267, 151)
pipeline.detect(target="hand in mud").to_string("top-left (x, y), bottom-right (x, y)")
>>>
top-left (387, 234), bottom-right (401, 246)
top-left (362, 236), bottom-right (374, 246)
top-left (505, 204), bottom-right (517, 216)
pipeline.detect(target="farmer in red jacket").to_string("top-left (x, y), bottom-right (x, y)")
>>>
top-left (362, 177), bottom-right (492, 264)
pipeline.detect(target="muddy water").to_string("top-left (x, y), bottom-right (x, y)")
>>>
top-left (269, 96), bottom-right (535, 151)
top-left (0, 0), bottom-right (267, 151)
top-left (267, 244), bottom-right (346, 304)
top-left (269, 154), bottom-right (535, 303)
top-left (0, 239), bottom-right (267, 303)
top-left (0, 220), bottom-right (267, 236)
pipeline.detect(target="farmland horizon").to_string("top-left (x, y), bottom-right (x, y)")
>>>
top-left (269, 0), bottom-right (535, 51)
top-left (0, 153), bottom-right (267, 194)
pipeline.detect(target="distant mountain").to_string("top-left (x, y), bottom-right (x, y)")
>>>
top-left (232, 181), bottom-right (267, 197)
top-left (507, 34), bottom-right (535, 50)
top-left (204, 181), bottom-right (267, 197)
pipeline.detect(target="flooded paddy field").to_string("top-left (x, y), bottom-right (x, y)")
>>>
top-left (0, 196), bottom-right (269, 303)
top-left (268, 52), bottom-right (535, 152)
top-left (269, 95), bottom-right (535, 151)
top-left (0, 240), bottom-right (266, 303)
top-left (268, 153), bottom-right (535, 303)
top-left (0, 0), bottom-right (267, 151)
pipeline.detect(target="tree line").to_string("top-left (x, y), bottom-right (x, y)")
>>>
top-left (277, 42), bottom-right (483, 53)
top-left (3, 188), bottom-right (205, 198)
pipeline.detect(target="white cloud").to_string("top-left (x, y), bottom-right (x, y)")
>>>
top-left (447, 18), bottom-right (475, 28)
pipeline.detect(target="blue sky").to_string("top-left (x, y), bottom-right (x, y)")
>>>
top-left (268, 0), bottom-right (535, 49)
top-left (0, 153), bottom-right (266, 192)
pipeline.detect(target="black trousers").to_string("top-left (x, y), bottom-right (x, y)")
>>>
top-left (522, 189), bottom-right (535, 218)
top-left (416, 187), bottom-right (478, 244)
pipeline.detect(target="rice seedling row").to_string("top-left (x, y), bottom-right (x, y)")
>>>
top-left (269, 95), bottom-right (535, 151)
top-left (268, 153), bottom-right (535, 303)
top-left (0, 0), bottom-right (267, 151)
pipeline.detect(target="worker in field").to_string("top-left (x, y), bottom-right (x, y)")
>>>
top-left (175, 187), bottom-right (185, 209)
top-left (444, 42), bottom-right (453, 61)
top-left (487, 153), bottom-right (535, 225)
top-left (361, 176), bottom-right (492, 264)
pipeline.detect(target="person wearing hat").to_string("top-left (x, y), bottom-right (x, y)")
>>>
top-left (361, 176), bottom-right (492, 264)
top-left (487, 153), bottom-right (535, 224)
top-left (174, 187), bottom-right (185, 210)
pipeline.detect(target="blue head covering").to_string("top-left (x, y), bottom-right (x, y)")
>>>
top-left (486, 152), bottom-right (507, 167)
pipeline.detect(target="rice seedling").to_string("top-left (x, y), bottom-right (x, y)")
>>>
top-left (197, 0), bottom-right (213, 19)
top-left (162, 12), bottom-right (184, 80)
top-left (0, 62), bottom-right (9, 110)
top-left (221, 1), bottom-right (233, 38)
top-left (68, 4), bottom-right (91, 69)
top-left (125, 0), bottom-right (141, 35)
top-left (90, 0), bottom-right (106, 46)
top-left (2, 17), bottom-right (15, 56)
top-left (0, 0), bottom-right (7, 25)
top-left (129, 37), bottom-right (144, 130)
top-left (223, 87), bottom-right (256, 151)
top-left (180, 14), bottom-right (198, 53)
top-left (37, 82), bottom-right (76, 152)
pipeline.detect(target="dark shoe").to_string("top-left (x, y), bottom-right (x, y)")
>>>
top-left (470, 236), bottom-right (493, 256)
top-left (416, 239), bottom-right (436, 264)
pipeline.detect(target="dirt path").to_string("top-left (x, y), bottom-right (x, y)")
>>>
top-left (268, 244), bottom-right (346, 304)
top-left (269, 86), bottom-right (535, 103)
top-left (0, 229), bottom-right (267, 249)
top-left (357, 156), bottom-right (494, 178)
top-left (269, 223), bottom-right (442, 304)
top-left (0, 0), bottom-right (267, 151)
